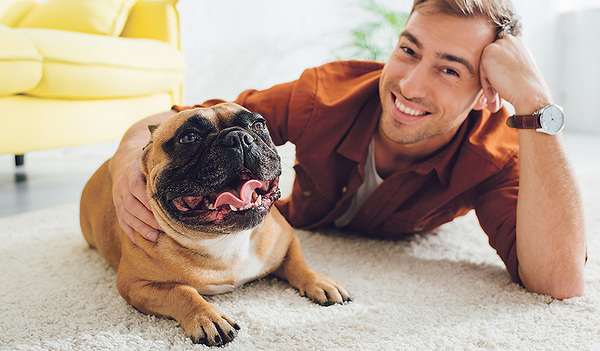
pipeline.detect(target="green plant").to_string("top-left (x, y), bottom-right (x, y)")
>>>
top-left (337, 0), bottom-right (409, 62)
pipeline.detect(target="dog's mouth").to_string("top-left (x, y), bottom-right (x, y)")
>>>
top-left (169, 170), bottom-right (280, 223)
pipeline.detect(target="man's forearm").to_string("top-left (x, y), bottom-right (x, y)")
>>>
top-left (516, 130), bottom-right (586, 299)
top-left (119, 110), bottom-right (177, 150)
top-left (109, 110), bottom-right (177, 171)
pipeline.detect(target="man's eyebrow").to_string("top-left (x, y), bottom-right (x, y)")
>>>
top-left (400, 31), bottom-right (422, 50)
top-left (438, 53), bottom-right (475, 76)
top-left (400, 30), bottom-right (475, 76)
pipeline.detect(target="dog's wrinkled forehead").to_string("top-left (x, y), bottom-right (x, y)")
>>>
top-left (179, 103), bottom-right (247, 128)
top-left (156, 103), bottom-right (250, 140)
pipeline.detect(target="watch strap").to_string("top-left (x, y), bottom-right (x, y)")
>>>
top-left (506, 113), bottom-right (541, 129)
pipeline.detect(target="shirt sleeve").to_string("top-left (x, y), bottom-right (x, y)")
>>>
top-left (172, 67), bottom-right (319, 147)
top-left (472, 157), bottom-right (521, 285)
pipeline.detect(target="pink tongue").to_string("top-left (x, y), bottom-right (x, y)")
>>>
top-left (214, 179), bottom-right (262, 209)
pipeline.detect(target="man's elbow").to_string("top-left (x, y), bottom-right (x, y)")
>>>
top-left (519, 266), bottom-right (585, 300)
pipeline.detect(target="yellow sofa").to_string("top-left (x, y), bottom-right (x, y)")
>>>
top-left (0, 0), bottom-right (184, 165)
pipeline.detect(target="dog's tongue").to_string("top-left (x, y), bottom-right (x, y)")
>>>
top-left (214, 179), bottom-right (262, 209)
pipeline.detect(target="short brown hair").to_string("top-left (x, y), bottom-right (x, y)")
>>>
top-left (410, 0), bottom-right (521, 39)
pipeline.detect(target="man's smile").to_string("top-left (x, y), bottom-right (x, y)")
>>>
top-left (390, 92), bottom-right (432, 123)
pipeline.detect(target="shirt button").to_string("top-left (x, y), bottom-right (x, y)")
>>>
top-left (341, 186), bottom-right (348, 193)
top-left (303, 191), bottom-right (311, 197)
top-left (414, 226), bottom-right (424, 232)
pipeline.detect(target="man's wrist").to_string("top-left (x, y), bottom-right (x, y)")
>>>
top-left (512, 96), bottom-right (553, 116)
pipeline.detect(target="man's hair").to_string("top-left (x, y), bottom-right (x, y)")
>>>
top-left (410, 0), bottom-right (522, 39)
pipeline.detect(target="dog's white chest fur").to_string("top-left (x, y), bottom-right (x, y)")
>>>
top-left (197, 229), bottom-right (267, 295)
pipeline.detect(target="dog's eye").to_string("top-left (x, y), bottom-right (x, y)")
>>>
top-left (179, 131), bottom-right (200, 144)
top-left (252, 121), bottom-right (266, 131)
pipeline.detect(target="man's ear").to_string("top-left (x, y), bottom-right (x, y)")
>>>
top-left (473, 91), bottom-right (488, 111)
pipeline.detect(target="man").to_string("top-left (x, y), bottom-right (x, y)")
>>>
top-left (108, 0), bottom-right (586, 299)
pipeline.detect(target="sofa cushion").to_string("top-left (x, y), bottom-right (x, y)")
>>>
top-left (0, 24), bottom-right (42, 96)
top-left (18, 0), bottom-right (136, 36)
top-left (0, 0), bottom-right (39, 27)
top-left (17, 28), bottom-right (184, 99)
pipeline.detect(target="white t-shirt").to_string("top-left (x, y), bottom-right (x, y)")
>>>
top-left (335, 137), bottom-right (383, 227)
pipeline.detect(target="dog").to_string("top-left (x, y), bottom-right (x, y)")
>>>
top-left (80, 103), bottom-right (350, 346)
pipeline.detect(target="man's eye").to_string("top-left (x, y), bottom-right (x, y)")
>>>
top-left (180, 131), bottom-right (200, 144)
top-left (401, 46), bottom-right (416, 56)
top-left (442, 68), bottom-right (460, 77)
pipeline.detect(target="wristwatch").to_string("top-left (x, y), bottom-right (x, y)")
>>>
top-left (506, 104), bottom-right (565, 135)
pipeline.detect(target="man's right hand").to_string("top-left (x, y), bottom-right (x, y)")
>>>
top-left (108, 110), bottom-right (176, 245)
top-left (109, 146), bottom-right (160, 245)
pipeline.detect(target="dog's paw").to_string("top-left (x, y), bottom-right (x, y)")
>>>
top-left (298, 273), bottom-right (351, 306)
top-left (181, 310), bottom-right (240, 346)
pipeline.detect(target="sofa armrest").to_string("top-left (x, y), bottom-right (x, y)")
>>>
top-left (120, 0), bottom-right (180, 48)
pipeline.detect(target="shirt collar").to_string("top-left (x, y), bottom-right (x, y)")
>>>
top-left (338, 105), bottom-right (499, 187)
top-left (336, 94), bottom-right (381, 164)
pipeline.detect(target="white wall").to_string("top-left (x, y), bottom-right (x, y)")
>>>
top-left (178, 0), bottom-right (600, 133)
top-left (177, 0), bottom-right (412, 103)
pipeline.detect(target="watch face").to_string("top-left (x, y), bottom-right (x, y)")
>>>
top-left (540, 105), bottom-right (565, 134)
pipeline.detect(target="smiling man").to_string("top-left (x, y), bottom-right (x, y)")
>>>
top-left (109, 0), bottom-right (586, 299)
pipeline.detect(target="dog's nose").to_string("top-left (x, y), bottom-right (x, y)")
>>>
top-left (221, 130), bottom-right (255, 148)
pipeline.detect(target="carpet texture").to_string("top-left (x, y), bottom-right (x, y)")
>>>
top-left (1, 169), bottom-right (598, 350)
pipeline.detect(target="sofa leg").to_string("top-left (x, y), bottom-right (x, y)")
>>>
top-left (15, 154), bottom-right (24, 166)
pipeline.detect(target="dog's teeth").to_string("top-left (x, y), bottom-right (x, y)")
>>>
top-left (208, 203), bottom-right (215, 210)
top-left (229, 205), bottom-right (238, 211)
top-left (252, 192), bottom-right (258, 201)
top-left (255, 195), bottom-right (262, 205)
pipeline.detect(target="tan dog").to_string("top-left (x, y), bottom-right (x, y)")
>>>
top-left (80, 103), bottom-right (350, 346)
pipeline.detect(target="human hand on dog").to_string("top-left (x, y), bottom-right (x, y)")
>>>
top-left (108, 145), bottom-right (161, 244)
top-left (107, 111), bottom-right (177, 244)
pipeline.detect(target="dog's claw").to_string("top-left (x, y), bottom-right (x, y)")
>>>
top-left (183, 311), bottom-right (239, 346)
top-left (296, 272), bottom-right (352, 306)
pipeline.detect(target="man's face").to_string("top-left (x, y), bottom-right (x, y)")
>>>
top-left (378, 10), bottom-right (496, 147)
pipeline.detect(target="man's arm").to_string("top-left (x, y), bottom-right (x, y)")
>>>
top-left (480, 35), bottom-right (586, 299)
top-left (108, 109), bottom-right (177, 244)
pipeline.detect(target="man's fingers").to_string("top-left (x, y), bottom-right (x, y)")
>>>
top-left (129, 173), bottom-right (152, 210)
top-left (480, 66), bottom-right (502, 113)
top-left (122, 193), bottom-right (160, 241)
top-left (485, 88), bottom-right (501, 113)
top-left (117, 216), bottom-right (139, 246)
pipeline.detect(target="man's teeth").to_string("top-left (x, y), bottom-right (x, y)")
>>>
top-left (395, 100), bottom-right (427, 116)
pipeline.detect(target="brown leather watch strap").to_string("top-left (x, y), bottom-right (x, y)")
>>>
top-left (506, 114), bottom-right (541, 129)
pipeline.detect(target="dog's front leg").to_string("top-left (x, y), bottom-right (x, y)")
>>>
top-left (274, 234), bottom-right (351, 306)
top-left (117, 273), bottom-right (239, 346)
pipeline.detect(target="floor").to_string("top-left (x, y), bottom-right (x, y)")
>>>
top-left (0, 132), bottom-right (598, 218)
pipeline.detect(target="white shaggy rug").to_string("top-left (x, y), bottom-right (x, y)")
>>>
top-left (1, 168), bottom-right (599, 351)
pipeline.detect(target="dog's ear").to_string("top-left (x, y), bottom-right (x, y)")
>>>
top-left (141, 142), bottom-right (154, 177)
top-left (140, 124), bottom-right (161, 175)
top-left (148, 124), bottom-right (160, 135)
top-left (143, 124), bottom-right (160, 151)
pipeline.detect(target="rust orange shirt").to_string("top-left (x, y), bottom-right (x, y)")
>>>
top-left (173, 60), bottom-right (521, 283)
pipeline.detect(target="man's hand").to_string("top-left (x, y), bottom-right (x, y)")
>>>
top-left (108, 144), bottom-right (160, 245)
top-left (479, 35), bottom-right (553, 114)
top-left (108, 110), bottom-right (176, 245)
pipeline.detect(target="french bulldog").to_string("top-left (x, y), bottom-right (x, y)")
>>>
top-left (80, 103), bottom-right (350, 346)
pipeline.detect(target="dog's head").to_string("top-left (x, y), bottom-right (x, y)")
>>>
top-left (141, 103), bottom-right (282, 239)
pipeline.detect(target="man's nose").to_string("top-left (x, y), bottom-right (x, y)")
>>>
top-left (399, 63), bottom-right (430, 100)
